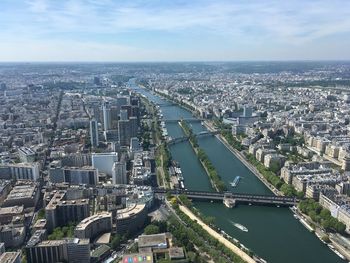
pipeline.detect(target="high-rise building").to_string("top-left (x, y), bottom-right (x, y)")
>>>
top-left (129, 116), bottom-right (138, 138)
top-left (120, 109), bottom-right (129, 121)
top-left (118, 120), bottom-right (131, 146)
top-left (26, 238), bottom-right (90, 263)
top-left (112, 162), bottom-right (127, 184)
top-left (89, 119), bottom-right (99, 147)
top-left (102, 102), bottom-right (111, 131)
top-left (121, 105), bottom-right (131, 119)
top-left (93, 76), bottom-right (101, 85)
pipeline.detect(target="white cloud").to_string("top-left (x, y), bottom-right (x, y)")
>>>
top-left (1, 0), bottom-right (350, 60)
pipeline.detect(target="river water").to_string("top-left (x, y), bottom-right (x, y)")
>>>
top-left (129, 80), bottom-right (343, 263)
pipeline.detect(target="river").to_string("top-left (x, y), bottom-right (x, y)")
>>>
top-left (129, 79), bottom-right (343, 263)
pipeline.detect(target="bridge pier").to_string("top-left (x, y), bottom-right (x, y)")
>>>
top-left (223, 197), bottom-right (236, 208)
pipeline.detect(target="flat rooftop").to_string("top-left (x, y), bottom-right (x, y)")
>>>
top-left (46, 190), bottom-right (88, 210)
top-left (75, 212), bottom-right (111, 230)
top-left (39, 238), bottom-right (89, 247)
top-left (138, 233), bottom-right (168, 249)
top-left (6, 184), bottom-right (37, 200)
top-left (0, 205), bottom-right (24, 215)
top-left (116, 203), bottom-right (145, 220)
top-left (169, 247), bottom-right (185, 259)
top-left (0, 252), bottom-right (21, 263)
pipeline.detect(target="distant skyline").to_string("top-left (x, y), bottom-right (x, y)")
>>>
top-left (1, 0), bottom-right (350, 62)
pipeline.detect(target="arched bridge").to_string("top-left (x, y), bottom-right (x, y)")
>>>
top-left (154, 188), bottom-right (298, 207)
top-left (168, 131), bottom-right (220, 145)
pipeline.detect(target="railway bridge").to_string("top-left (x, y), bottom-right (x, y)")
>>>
top-left (154, 188), bottom-right (298, 207)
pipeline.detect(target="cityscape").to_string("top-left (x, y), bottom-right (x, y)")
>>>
top-left (1, 1), bottom-right (350, 263)
top-left (0, 62), bottom-right (349, 263)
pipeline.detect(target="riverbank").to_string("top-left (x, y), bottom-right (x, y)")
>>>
top-left (204, 120), bottom-right (282, 196)
top-left (179, 120), bottom-right (224, 192)
top-left (179, 204), bottom-right (257, 263)
top-left (141, 95), bottom-right (171, 189)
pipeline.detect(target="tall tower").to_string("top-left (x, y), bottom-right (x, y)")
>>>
top-left (102, 102), bottom-right (111, 131)
top-left (112, 161), bottom-right (127, 184)
top-left (90, 119), bottom-right (99, 147)
top-left (118, 119), bottom-right (131, 146)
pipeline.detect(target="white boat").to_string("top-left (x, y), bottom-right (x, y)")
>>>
top-left (230, 176), bottom-right (240, 187)
top-left (328, 245), bottom-right (346, 260)
top-left (231, 221), bottom-right (248, 232)
top-left (299, 218), bottom-right (314, 232)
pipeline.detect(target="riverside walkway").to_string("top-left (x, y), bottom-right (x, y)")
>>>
top-left (179, 205), bottom-right (257, 263)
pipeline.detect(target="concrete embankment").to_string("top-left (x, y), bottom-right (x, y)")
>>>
top-left (179, 205), bottom-right (257, 263)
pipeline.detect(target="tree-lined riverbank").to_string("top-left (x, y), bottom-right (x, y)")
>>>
top-left (180, 120), bottom-right (226, 192)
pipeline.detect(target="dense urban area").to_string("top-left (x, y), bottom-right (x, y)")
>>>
top-left (0, 62), bottom-right (350, 263)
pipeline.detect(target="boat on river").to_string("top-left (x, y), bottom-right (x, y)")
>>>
top-left (230, 176), bottom-right (240, 187)
top-left (328, 244), bottom-right (346, 260)
top-left (230, 221), bottom-right (248, 232)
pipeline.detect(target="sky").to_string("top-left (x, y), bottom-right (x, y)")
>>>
top-left (0, 0), bottom-right (350, 62)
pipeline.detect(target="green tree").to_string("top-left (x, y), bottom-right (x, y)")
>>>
top-left (144, 225), bottom-right (160, 235)
top-left (111, 234), bottom-right (121, 249)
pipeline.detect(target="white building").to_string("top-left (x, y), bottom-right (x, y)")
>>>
top-left (18, 147), bottom-right (36, 163)
top-left (91, 152), bottom-right (118, 176)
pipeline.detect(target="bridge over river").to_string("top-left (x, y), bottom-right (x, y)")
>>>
top-left (167, 130), bottom-right (220, 145)
top-left (154, 188), bottom-right (298, 207)
top-left (164, 118), bottom-right (203, 123)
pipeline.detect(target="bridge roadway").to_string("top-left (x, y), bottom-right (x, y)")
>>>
top-left (154, 188), bottom-right (298, 206)
top-left (164, 118), bottom-right (203, 123)
top-left (168, 131), bottom-right (220, 145)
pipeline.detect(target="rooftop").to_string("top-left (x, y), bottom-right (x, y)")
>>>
top-left (5, 184), bottom-right (37, 200)
top-left (0, 252), bottom-right (21, 263)
top-left (0, 205), bottom-right (24, 215)
top-left (75, 212), bottom-right (111, 230)
top-left (116, 203), bottom-right (145, 220)
top-left (138, 233), bottom-right (168, 249)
